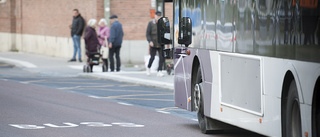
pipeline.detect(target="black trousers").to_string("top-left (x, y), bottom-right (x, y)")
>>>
top-left (103, 59), bottom-right (108, 71)
top-left (148, 47), bottom-right (164, 71)
top-left (109, 46), bottom-right (121, 72)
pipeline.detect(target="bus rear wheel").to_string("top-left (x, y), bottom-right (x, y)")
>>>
top-left (285, 80), bottom-right (302, 137)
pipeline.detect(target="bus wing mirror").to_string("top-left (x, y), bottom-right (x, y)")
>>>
top-left (178, 17), bottom-right (192, 47)
top-left (157, 17), bottom-right (171, 45)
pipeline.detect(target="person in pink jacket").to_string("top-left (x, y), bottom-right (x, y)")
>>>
top-left (98, 19), bottom-right (110, 72)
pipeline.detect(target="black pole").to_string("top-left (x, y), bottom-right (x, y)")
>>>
top-left (162, 0), bottom-right (165, 17)
top-left (179, 0), bottom-right (181, 21)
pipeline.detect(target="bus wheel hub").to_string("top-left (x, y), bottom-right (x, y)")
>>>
top-left (194, 84), bottom-right (201, 112)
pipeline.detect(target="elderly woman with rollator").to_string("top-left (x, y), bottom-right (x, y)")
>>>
top-left (84, 19), bottom-right (100, 71)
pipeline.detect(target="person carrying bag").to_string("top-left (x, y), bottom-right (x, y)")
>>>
top-left (98, 19), bottom-right (110, 71)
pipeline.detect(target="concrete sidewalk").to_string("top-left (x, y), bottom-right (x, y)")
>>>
top-left (0, 52), bottom-right (174, 90)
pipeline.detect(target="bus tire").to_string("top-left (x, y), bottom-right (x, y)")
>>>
top-left (194, 67), bottom-right (209, 134)
top-left (285, 80), bottom-right (302, 137)
top-left (312, 79), bottom-right (320, 137)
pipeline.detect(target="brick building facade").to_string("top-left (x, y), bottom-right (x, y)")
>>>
top-left (0, 0), bottom-right (173, 64)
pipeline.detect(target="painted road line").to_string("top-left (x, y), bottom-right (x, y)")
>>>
top-left (111, 123), bottom-right (145, 127)
top-left (20, 80), bottom-right (45, 84)
top-left (109, 98), bottom-right (173, 101)
top-left (104, 93), bottom-right (173, 99)
top-left (117, 102), bottom-right (133, 106)
top-left (0, 57), bottom-right (37, 68)
top-left (95, 88), bottom-right (155, 93)
top-left (88, 95), bottom-right (101, 99)
top-left (20, 81), bottom-right (29, 84)
top-left (156, 107), bottom-right (186, 111)
top-left (191, 119), bottom-right (198, 122)
top-left (102, 93), bottom-right (174, 101)
top-left (58, 85), bottom-right (114, 90)
top-left (10, 122), bottom-right (144, 129)
top-left (157, 110), bottom-right (171, 114)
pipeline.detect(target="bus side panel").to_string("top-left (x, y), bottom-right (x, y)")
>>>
top-left (174, 47), bottom-right (193, 111)
top-left (198, 49), bottom-right (213, 116)
top-left (174, 47), bottom-right (213, 113)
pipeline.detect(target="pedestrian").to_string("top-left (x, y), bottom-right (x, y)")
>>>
top-left (98, 18), bottom-right (110, 72)
top-left (146, 11), bottom-right (164, 77)
top-left (108, 15), bottom-right (124, 72)
top-left (84, 19), bottom-right (100, 71)
top-left (69, 9), bottom-right (85, 62)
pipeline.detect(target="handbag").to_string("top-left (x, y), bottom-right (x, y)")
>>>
top-left (100, 36), bottom-right (109, 59)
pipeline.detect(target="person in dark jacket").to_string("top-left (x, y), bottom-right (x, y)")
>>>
top-left (69, 9), bottom-right (85, 62)
top-left (108, 15), bottom-right (124, 72)
top-left (84, 19), bottom-right (99, 53)
top-left (146, 11), bottom-right (164, 77)
top-left (84, 19), bottom-right (100, 71)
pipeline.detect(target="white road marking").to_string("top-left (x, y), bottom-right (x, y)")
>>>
top-left (80, 122), bottom-right (112, 127)
top-left (9, 122), bottom-right (145, 129)
top-left (117, 102), bottom-right (133, 106)
top-left (111, 123), bottom-right (145, 127)
top-left (191, 119), bottom-right (198, 122)
top-left (157, 110), bottom-right (171, 114)
top-left (20, 81), bottom-right (28, 84)
top-left (43, 123), bottom-right (79, 128)
top-left (88, 95), bottom-right (101, 99)
top-left (20, 80), bottom-right (45, 84)
top-left (0, 57), bottom-right (37, 68)
top-left (9, 124), bottom-right (45, 129)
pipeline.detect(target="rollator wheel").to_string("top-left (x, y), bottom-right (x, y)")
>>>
top-left (83, 65), bottom-right (87, 72)
top-left (87, 65), bottom-right (91, 73)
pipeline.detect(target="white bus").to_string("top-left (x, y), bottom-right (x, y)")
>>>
top-left (157, 0), bottom-right (320, 136)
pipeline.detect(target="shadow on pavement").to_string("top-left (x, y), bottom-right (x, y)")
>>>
top-left (182, 123), bottom-right (266, 137)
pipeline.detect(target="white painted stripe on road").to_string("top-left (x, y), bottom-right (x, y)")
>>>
top-left (0, 57), bottom-right (37, 68)
top-left (157, 110), bottom-right (171, 114)
top-left (88, 95), bottom-right (101, 99)
top-left (191, 119), bottom-right (198, 122)
top-left (20, 81), bottom-right (28, 84)
top-left (117, 102), bottom-right (133, 106)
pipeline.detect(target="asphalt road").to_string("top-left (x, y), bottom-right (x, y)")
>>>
top-left (0, 61), bottom-right (264, 137)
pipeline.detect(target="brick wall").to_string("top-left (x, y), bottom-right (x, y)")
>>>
top-left (0, 0), bottom-right (104, 37)
top-left (165, 2), bottom-right (173, 25)
top-left (21, 0), bottom-right (102, 37)
top-left (110, 0), bottom-right (152, 40)
top-left (0, 0), bottom-right (174, 40)
top-left (0, 0), bottom-right (12, 32)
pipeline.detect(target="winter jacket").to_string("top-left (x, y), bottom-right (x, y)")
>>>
top-left (84, 26), bottom-right (100, 53)
top-left (98, 26), bottom-right (110, 47)
top-left (71, 14), bottom-right (85, 36)
top-left (146, 19), bottom-right (162, 48)
top-left (109, 21), bottom-right (124, 46)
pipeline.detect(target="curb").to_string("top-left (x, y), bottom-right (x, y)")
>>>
top-left (78, 72), bottom-right (174, 90)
